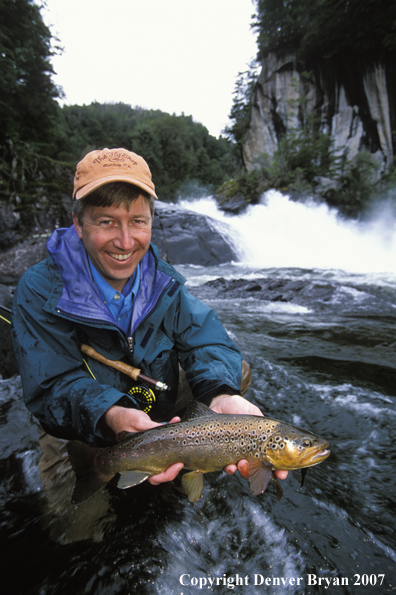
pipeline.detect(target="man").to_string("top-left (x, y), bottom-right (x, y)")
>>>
top-left (12, 147), bottom-right (287, 490)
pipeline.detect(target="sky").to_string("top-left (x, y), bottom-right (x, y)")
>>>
top-left (42, 0), bottom-right (258, 138)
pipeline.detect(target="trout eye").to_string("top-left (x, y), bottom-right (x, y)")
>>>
top-left (302, 438), bottom-right (313, 447)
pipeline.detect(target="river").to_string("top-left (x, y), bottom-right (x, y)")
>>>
top-left (1, 191), bottom-right (396, 594)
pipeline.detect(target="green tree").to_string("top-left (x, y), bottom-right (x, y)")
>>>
top-left (0, 0), bottom-right (61, 147)
top-left (254, 0), bottom-right (396, 62)
top-left (0, 0), bottom-right (64, 209)
top-left (225, 63), bottom-right (259, 155)
top-left (57, 103), bottom-right (237, 200)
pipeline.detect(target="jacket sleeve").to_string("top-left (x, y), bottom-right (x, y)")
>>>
top-left (171, 286), bottom-right (243, 403)
top-left (11, 263), bottom-right (138, 445)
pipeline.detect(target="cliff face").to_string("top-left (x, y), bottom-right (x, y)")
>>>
top-left (243, 52), bottom-right (395, 178)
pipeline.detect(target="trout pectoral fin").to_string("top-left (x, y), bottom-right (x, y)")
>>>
top-left (117, 470), bottom-right (151, 489)
top-left (181, 470), bottom-right (204, 502)
top-left (248, 459), bottom-right (273, 496)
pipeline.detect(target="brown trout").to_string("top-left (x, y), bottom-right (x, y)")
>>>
top-left (67, 401), bottom-right (330, 504)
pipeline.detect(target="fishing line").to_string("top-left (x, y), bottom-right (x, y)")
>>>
top-left (0, 305), bottom-right (12, 325)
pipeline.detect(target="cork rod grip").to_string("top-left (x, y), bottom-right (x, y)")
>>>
top-left (80, 344), bottom-right (141, 381)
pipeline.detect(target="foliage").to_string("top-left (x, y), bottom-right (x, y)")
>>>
top-left (269, 113), bottom-right (337, 186)
top-left (56, 103), bottom-right (237, 200)
top-left (0, 0), bottom-right (61, 147)
top-left (219, 122), bottom-right (383, 217)
top-left (254, 0), bottom-right (396, 62)
top-left (217, 168), bottom-right (269, 206)
top-left (326, 152), bottom-right (380, 216)
top-left (0, 0), bottom-right (65, 213)
top-left (224, 62), bottom-right (259, 154)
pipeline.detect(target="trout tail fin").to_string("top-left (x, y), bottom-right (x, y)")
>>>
top-left (67, 441), bottom-right (114, 504)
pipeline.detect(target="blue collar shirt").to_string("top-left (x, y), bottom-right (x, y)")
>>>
top-left (89, 259), bottom-right (140, 335)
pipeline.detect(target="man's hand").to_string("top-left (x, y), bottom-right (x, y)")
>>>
top-left (103, 405), bottom-right (183, 485)
top-left (210, 394), bottom-right (289, 481)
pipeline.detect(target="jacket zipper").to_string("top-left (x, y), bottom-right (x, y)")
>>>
top-left (127, 336), bottom-right (134, 353)
top-left (56, 277), bottom-right (178, 357)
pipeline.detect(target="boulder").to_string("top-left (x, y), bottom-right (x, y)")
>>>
top-left (152, 201), bottom-right (237, 265)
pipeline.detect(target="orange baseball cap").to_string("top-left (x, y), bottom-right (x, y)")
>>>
top-left (73, 148), bottom-right (158, 200)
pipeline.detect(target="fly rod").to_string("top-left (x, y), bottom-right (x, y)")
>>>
top-left (80, 344), bottom-right (170, 392)
top-left (0, 306), bottom-right (169, 392)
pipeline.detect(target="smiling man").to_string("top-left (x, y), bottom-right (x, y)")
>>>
top-left (12, 147), bottom-right (287, 492)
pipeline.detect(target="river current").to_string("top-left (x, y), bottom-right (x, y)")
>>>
top-left (1, 191), bottom-right (396, 594)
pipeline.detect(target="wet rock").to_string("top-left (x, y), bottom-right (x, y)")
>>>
top-left (0, 285), bottom-right (18, 378)
top-left (200, 276), bottom-right (338, 305)
top-left (0, 236), bottom-right (49, 285)
top-left (152, 201), bottom-right (237, 266)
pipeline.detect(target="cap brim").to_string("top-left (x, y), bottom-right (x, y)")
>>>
top-left (74, 174), bottom-right (158, 200)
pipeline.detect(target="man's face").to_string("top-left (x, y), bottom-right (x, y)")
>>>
top-left (73, 196), bottom-right (152, 292)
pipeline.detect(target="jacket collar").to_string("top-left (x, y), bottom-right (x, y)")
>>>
top-left (46, 226), bottom-right (185, 332)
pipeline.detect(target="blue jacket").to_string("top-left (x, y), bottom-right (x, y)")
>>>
top-left (12, 226), bottom-right (242, 445)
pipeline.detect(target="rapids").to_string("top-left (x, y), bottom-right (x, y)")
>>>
top-left (1, 191), bottom-right (396, 594)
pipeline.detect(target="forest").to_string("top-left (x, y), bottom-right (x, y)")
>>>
top-left (0, 0), bottom-right (238, 216)
top-left (1, 0), bottom-right (396, 225)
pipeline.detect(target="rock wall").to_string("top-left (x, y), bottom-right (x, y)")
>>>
top-left (243, 52), bottom-right (394, 177)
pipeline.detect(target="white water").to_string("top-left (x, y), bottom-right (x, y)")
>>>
top-left (180, 190), bottom-right (396, 275)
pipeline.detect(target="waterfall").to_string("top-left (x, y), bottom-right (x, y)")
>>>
top-left (180, 190), bottom-right (396, 275)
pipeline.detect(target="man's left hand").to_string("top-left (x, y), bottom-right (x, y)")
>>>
top-left (209, 394), bottom-right (289, 481)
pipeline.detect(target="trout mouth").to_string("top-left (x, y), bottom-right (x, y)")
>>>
top-left (303, 442), bottom-right (330, 466)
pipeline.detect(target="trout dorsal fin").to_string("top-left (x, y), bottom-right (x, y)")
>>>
top-left (181, 401), bottom-right (218, 422)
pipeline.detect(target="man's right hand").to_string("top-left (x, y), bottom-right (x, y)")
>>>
top-left (102, 405), bottom-right (183, 485)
